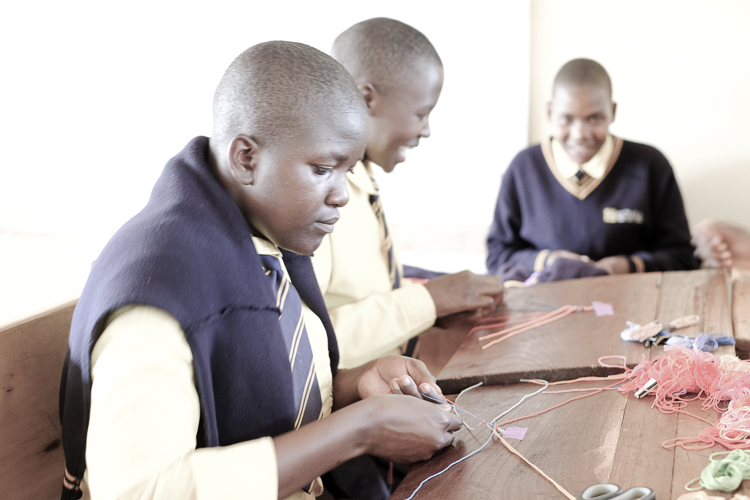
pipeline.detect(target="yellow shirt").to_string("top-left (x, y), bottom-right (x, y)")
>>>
top-left (312, 160), bottom-right (437, 369)
top-left (551, 134), bottom-right (615, 180)
top-left (82, 237), bottom-right (331, 500)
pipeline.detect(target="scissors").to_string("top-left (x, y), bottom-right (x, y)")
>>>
top-left (578, 483), bottom-right (655, 500)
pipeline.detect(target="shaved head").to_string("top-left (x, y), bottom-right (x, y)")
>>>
top-left (553, 58), bottom-right (612, 99)
top-left (211, 41), bottom-right (367, 155)
top-left (332, 17), bottom-right (442, 93)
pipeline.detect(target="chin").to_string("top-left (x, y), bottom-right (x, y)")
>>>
top-left (278, 237), bottom-right (323, 256)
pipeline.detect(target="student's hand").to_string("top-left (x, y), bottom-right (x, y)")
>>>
top-left (332, 355), bottom-right (447, 410)
top-left (592, 256), bottom-right (630, 275)
top-left (423, 270), bottom-right (504, 318)
top-left (359, 394), bottom-right (462, 463)
top-left (546, 249), bottom-right (591, 266)
top-left (356, 355), bottom-right (446, 403)
top-left (693, 219), bottom-right (733, 271)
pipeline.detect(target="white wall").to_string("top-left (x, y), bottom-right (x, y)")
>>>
top-left (0, 1), bottom-right (530, 321)
top-left (530, 0), bottom-right (750, 228)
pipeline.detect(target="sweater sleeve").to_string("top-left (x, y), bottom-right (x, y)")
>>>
top-left (84, 306), bottom-right (289, 500)
top-left (631, 152), bottom-right (699, 272)
top-left (486, 163), bottom-right (546, 275)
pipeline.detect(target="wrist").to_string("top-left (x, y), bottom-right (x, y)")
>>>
top-left (346, 398), bottom-right (381, 457)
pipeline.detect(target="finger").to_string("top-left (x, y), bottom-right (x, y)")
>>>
top-left (419, 382), bottom-right (446, 401)
top-left (389, 378), bottom-right (404, 395)
top-left (396, 375), bottom-right (422, 398)
top-left (445, 412), bottom-right (463, 432)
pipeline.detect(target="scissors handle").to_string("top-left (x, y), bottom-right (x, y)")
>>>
top-left (578, 484), bottom-right (623, 500)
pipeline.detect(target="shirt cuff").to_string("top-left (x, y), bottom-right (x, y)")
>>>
top-left (393, 282), bottom-right (438, 334)
top-left (534, 249), bottom-right (551, 271)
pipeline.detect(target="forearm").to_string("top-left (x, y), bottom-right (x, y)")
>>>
top-left (274, 404), bottom-right (368, 499)
top-left (633, 247), bottom-right (699, 272)
top-left (328, 285), bottom-right (436, 368)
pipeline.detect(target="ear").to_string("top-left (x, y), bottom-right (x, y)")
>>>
top-left (546, 101), bottom-right (553, 122)
top-left (359, 83), bottom-right (380, 114)
top-left (610, 101), bottom-right (617, 123)
top-left (227, 134), bottom-right (260, 186)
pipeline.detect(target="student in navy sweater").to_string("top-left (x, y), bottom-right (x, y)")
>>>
top-left (486, 58), bottom-right (698, 284)
top-left (59, 41), bottom-right (461, 500)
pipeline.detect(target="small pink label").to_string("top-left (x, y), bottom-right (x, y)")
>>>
top-left (503, 426), bottom-right (528, 440)
top-left (592, 301), bottom-right (614, 316)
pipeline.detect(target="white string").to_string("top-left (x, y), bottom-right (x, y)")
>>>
top-left (491, 379), bottom-right (549, 424)
top-left (403, 379), bottom-right (550, 499)
top-left (453, 382), bottom-right (484, 430)
top-left (403, 423), bottom-right (496, 500)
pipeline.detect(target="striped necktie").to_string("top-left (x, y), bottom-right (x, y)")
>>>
top-left (260, 253), bottom-right (323, 430)
top-left (368, 175), bottom-right (400, 290)
top-left (368, 175), bottom-right (420, 357)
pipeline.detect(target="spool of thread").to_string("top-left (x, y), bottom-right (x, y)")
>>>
top-left (685, 450), bottom-right (750, 492)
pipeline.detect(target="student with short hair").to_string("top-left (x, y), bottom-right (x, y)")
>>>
top-left (59, 41), bottom-right (461, 500)
top-left (312, 17), bottom-right (505, 370)
top-left (486, 58), bottom-right (698, 284)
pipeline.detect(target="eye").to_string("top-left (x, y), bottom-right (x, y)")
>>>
top-left (313, 166), bottom-right (332, 176)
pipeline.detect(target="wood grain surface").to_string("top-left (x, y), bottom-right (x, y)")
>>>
top-left (392, 382), bottom-right (749, 500)
top-left (438, 270), bottom-right (734, 394)
top-left (732, 278), bottom-right (750, 357)
top-left (0, 299), bottom-right (76, 500)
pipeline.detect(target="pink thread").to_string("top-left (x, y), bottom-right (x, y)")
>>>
top-left (479, 305), bottom-right (592, 349)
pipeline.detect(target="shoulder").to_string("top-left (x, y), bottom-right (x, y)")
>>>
top-left (618, 139), bottom-right (673, 170)
top-left (504, 144), bottom-right (546, 178)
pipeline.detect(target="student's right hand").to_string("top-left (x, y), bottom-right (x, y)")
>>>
top-left (546, 249), bottom-right (591, 266)
top-left (360, 394), bottom-right (462, 463)
top-left (423, 270), bottom-right (504, 318)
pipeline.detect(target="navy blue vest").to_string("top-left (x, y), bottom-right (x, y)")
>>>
top-left (59, 136), bottom-right (339, 498)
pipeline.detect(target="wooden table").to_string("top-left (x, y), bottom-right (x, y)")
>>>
top-left (438, 270), bottom-right (734, 394)
top-left (732, 277), bottom-right (750, 359)
top-left (392, 382), bottom-right (750, 500)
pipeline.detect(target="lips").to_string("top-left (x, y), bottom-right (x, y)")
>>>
top-left (314, 217), bottom-right (339, 234)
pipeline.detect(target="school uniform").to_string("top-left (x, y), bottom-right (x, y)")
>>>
top-left (59, 137), bottom-right (337, 500)
top-left (312, 160), bottom-right (436, 369)
top-left (486, 135), bottom-right (699, 281)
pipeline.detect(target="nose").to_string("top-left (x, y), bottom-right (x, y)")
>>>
top-left (327, 172), bottom-right (349, 208)
top-left (420, 116), bottom-right (431, 139)
top-left (570, 120), bottom-right (590, 141)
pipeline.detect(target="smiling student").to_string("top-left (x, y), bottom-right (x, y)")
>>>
top-left (58, 41), bottom-right (461, 500)
top-left (486, 58), bottom-right (698, 283)
top-left (312, 17), bottom-right (504, 371)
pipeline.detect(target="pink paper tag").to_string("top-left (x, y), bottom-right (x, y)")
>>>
top-left (503, 426), bottom-right (528, 440)
top-left (592, 301), bottom-right (614, 316)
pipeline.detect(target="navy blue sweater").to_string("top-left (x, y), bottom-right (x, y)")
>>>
top-left (59, 137), bottom-right (339, 498)
top-left (486, 139), bottom-right (698, 276)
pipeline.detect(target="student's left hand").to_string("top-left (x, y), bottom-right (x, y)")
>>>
top-left (358, 355), bottom-right (445, 401)
top-left (593, 256), bottom-right (630, 274)
top-left (332, 356), bottom-right (448, 410)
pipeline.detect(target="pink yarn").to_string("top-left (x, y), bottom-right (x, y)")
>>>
top-left (617, 345), bottom-right (750, 450)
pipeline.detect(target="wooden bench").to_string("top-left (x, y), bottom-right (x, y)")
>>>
top-left (733, 277), bottom-right (750, 359)
top-left (0, 299), bottom-right (76, 499)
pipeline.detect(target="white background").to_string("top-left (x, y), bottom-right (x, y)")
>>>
top-left (0, 1), bottom-right (530, 322)
top-left (3, 1), bottom-right (750, 323)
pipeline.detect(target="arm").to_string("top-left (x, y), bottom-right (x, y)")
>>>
top-left (87, 307), bottom-right (460, 500)
top-left (312, 231), bottom-right (438, 368)
top-left (276, 356), bottom-right (458, 498)
top-left (631, 156), bottom-right (699, 272)
top-left (486, 167), bottom-right (547, 275)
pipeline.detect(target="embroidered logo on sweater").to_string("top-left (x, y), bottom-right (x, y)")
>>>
top-left (603, 207), bottom-right (644, 224)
